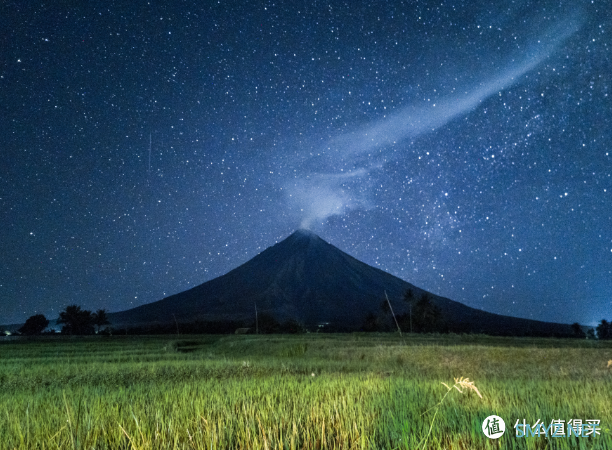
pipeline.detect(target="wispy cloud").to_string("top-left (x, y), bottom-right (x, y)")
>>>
top-left (284, 15), bottom-right (583, 229)
top-left (285, 169), bottom-right (373, 229)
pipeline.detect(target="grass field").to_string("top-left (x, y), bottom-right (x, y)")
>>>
top-left (0, 333), bottom-right (611, 449)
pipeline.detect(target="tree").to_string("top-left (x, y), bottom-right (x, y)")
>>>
top-left (374, 299), bottom-right (394, 331)
top-left (57, 305), bottom-right (94, 335)
top-left (586, 328), bottom-right (596, 340)
top-left (380, 299), bottom-right (391, 315)
top-left (596, 319), bottom-right (611, 340)
top-left (412, 292), bottom-right (442, 333)
top-left (92, 309), bottom-right (110, 333)
top-left (570, 322), bottom-right (586, 339)
top-left (402, 289), bottom-right (415, 304)
top-left (18, 314), bottom-right (49, 335)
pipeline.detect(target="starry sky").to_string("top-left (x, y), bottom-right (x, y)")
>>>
top-left (2, 0), bottom-right (611, 327)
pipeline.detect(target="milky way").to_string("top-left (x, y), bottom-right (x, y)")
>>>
top-left (285, 13), bottom-right (583, 228)
top-left (1, 0), bottom-right (610, 326)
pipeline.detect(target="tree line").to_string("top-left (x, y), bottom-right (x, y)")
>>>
top-left (14, 305), bottom-right (110, 336)
top-left (571, 319), bottom-right (612, 340)
top-left (367, 289), bottom-right (612, 339)
top-left (363, 289), bottom-right (443, 333)
top-left (6, 294), bottom-right (612, 338)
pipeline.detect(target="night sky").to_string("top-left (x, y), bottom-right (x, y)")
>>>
top-left (2, 0), bottom-right (611, 327)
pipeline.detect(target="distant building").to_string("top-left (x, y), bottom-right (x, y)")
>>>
top-left (317, 322), bottom-right (330, 331)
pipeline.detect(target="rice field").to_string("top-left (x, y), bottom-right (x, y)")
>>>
top-left (0, 333), bottom-right (611, 449)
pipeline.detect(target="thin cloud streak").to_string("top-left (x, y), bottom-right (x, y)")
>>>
top-left (286, 15), bottom-right (583, 228)
top-left (332, 17), bottom-right (582, 158)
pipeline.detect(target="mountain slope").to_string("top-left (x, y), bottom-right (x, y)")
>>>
top-left (108, 229), bottom-right (573, 336)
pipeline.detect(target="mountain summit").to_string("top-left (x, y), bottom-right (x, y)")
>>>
top-left (110, 229), bottom-right (415, 328)
top-left (109, 230), bottom-right (573, 335)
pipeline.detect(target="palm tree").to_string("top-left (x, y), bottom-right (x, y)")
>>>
top-left (92, 309), bottom-right (110, 333)
top-left (570, 322), bottom-right (585, 339)
top-left (413, 293), bottom-right (442, 332)
top-left (596, 319), bottom-right (610, 340)
top-left (57, 305), bottom-right (94, 335)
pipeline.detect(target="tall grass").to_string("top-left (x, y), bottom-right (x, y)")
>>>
top-left (0, 334), bottom-right (611, 449)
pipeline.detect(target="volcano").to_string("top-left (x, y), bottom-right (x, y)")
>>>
top-left (108, 229), bottom-right (573, 335)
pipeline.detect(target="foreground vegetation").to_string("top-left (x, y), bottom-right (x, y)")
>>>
top-left (1, 333), bottom-right (611, 449)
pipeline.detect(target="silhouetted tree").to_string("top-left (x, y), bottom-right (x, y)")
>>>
top-left (57, 305), bottom-right (94, 335)
top-left (372, 299), bottom-right (394, 330)
top-left (92, 309), bottom-right (110, 333)
top-left (402, 289), bottom-right (415, 304)
top-left (18, 314), bottom-right (49, 335)
top-left (380, 299), bottom-right (391, 315)
top-left (412, 292), bottom-right (442, 332)
top-left (596, 319), bottom-right (611, 340)
top-left (586, 328), bottom-right (596, 340)
top-left (570, 322), bottom-right (586, 339)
